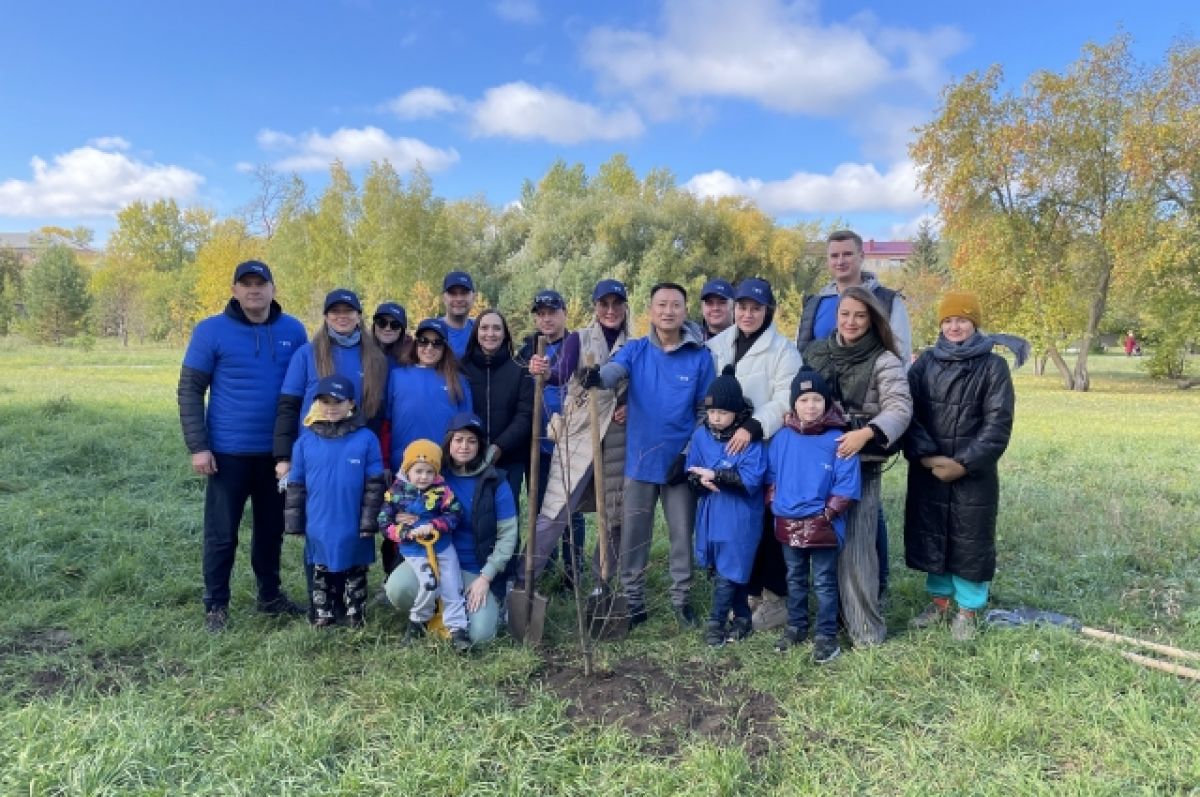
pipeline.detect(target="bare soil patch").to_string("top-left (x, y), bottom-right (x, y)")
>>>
top-left (512, 654), bottom-right (780, 758)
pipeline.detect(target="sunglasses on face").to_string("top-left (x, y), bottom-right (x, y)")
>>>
top-left (416, 337), bottom-right (445, 348)
top-left (374, 318), bottom-right (404, 331)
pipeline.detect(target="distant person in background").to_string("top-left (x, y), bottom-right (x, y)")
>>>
top-left (372, 301), bottom-right (411, 366)
top-left (178, 260), bottom-right (308, 633)
top-left (1124, 330), bottom-right (1140, 357)
top-left (440, 271), bottom-right (477, 358)
top-left (905, 291), bottom-right (1019, 642)
top-left (283, 375), bottom-right (386, 628)
top-left (699, 278), bottom-right (735, 341)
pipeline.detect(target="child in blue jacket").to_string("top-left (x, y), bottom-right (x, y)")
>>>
top-left (767, 368), bottom-right (861, 663)
top-left (378, 439), bottom-right (470, 652)
top-left (284, 375), bottom-right (387, 627)
top-left (687, 366), bottom-right (767, 647)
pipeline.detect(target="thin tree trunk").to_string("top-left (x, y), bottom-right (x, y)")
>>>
top-left (1046, 344), bottom-right (1075, 390)
top-left (1034, 353), bottom-right (1047, 376)
top-left (1072, 255), bottom-right (1114, 393)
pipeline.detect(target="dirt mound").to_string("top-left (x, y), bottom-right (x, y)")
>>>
top-left (514, 655), bottom-right (779, 758)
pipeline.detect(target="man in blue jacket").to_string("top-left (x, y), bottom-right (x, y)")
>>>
top-left (178, 260), bottom-right (309, 632)
top-left (580, 282), bottom-right (715, 628)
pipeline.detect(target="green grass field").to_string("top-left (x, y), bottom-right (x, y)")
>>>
top-left (2, 340), bottom-right (1198, 795)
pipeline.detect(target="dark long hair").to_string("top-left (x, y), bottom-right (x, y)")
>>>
top-left (837, 286), bottom-right (900, 358)
top-left (312, 319), bottom-right (388, 419)
top-left (403, 325), bottom-right (466, 404)
top-left (465, 309), bottom-right (513, 358)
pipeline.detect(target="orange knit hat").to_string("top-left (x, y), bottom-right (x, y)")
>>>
top-left (401, 439), bottom-right (442, 476)
top-left (937, 290), bottom-right (982, 327)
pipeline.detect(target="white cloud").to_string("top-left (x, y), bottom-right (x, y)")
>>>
top-left (582, 0), bottom-right (966, 116)
top-left (494, 0), bottom-right (540, 24)
top-left (888, 212), bottom-right (940, 240)
top-left (382, 87), bottom-right (465, 120)
top-left (257, 126), bottom-right (460, 173)
top-left (0, 141), bottom-right (204, 218)
top-left (471, 82), bottom-right (644, 144)
top-left (684, 160), bottom-right (926, 215)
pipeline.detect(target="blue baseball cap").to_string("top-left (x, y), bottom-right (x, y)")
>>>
top-left (734, 277), bottom-right (775, 307)
top-left (442, 271), bottom-right (475, 292)
top-left (233, 260), bottom-right (273, 283)
top-left (447, 411), bottom-right (484, 435)
top-left (700, 278), bottom-right (734, 301)
top-left (531, 289), bottom-right (566, 312)
top-left (323, 288), bottom-right (362, 314)
top-left (415, 318), bottom-right (450, 340)
top-left (373, 302), bottom-right (407, 328)
top-left (592, 279), bottom-right (628, 302)
top-left (314, 374), bottom-right (355, 402)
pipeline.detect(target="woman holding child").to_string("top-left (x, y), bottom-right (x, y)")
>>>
top-left (804, 286), bottom-right (912, 648)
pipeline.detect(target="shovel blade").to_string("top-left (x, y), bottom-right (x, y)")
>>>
top-left (585, 588), bottom-right (629, 640)
top-left (507, 586), bottom-right (549, 645)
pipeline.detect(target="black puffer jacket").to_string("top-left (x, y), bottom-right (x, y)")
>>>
top-left (460, 346), bottom-right (534, 473)
top-left (903, 349), bottom-right (1014, 582)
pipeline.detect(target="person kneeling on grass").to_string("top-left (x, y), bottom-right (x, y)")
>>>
top-left (378, 439), bottom-right (471, 653)
top-left (904, 291), bottom-right (1020, 642)
top-left (767, 368), bottom-right (861, 664)
top-left (686, 366), bottom-right (767, 648)
top-left (284, 375), bottom-right (387, 628)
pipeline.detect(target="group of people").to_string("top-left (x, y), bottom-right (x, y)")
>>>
top-left (179, 229), bottom-right (1020, 660)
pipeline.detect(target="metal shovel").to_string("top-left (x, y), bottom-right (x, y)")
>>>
top-left (507, 336), bottom-right (549, 645)
top-left (583, 353), bottom-right (628, 639)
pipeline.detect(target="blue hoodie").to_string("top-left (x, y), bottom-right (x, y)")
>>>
top-left (385, 366), bottom-right (474, 470)
top-left (182, 299), bottom-right (307, 454)
top-left (599, 323), bottom-right (715, 483)
top-left (290, 424), bottom-right (384, 571)
top-left (687, 425), bottom-right (766, 583)
top-left (767, 426), bottom-right (861, 545)
top-left (280, 338), bottom-right (367, 434)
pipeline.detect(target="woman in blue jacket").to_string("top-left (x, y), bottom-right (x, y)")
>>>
top-left (386, 318), bottom-right (473, 472)
top-left (273, 288), bottom-right (389, 478)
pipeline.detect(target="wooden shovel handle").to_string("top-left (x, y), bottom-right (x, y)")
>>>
top-left (1081, 626), bottom-right (1200, 663)
top-left (1115, 649), bottom-right (1200, 681)
top-left (586, 353), bottom-right (611, 581)
top-left (524, 336), bottom-right (546, 595)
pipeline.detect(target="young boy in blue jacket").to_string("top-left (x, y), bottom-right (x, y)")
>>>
top-left (686, 366), bottom-right (767, 647)
top-left (767, 368), bottom-right (861, 663)
top-left (284, 375), bottom-right (387, 627)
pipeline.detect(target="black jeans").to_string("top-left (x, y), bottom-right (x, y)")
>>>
top-left (202, 452), bottom-right (286, 610)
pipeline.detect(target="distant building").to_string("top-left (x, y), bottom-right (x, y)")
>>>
top-left (0, 232), bottom-right (95, 264)
top-left (860, 240), bottom-right (913, 276)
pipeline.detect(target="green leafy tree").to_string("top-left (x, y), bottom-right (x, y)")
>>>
top-left (22, 245), bottom-right (91, 343)
top-left (0, 247), bottom-right (22, 335)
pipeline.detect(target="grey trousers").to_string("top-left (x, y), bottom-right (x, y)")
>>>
top-left (838, 466), bottom-right (886, 646)
top-left (620, 478), bottom-right (696, 609)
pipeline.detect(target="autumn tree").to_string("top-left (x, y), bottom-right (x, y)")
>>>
top-left (913, 37), bottom-right (1152, 390)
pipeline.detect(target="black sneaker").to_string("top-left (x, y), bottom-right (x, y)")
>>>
top-left (405, 620), bottom-right (426, 641)
top-left (257, 593), bottom-right (306, 616)
top-left (812, 636), bottom-right (841, 664)
top-left (726, 617), bottom-right (753, 643)
top-left (205, 606), bottom-right (228, 634)
top-left (450, 629), bottom-right (472, 653)
top-left (674, 604), bottom-right (699, 628)
top-left (704, 620), bottom-right (727, 648)
top-left (629, 606), bottom-right (649, 630)
top-left (774, 626), bottom-right (804, 652)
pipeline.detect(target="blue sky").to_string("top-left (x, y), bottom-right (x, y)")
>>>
top-left (1, 0), bottom-right (1194, 243)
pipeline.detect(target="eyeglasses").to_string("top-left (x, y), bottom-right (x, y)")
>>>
top-left (416, 337), bottom-right (445, 348)
top-left (374, 318), bottom-right (404, 331)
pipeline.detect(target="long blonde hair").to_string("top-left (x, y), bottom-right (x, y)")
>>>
top-left (313, 321), bottom-right (388, 419)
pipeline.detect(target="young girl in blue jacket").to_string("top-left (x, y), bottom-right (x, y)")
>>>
top-left (284, 375), bottom-right (387, 627)
top-left (767, 368), bottom-right (861, 664)
top-left (686, 367), bottom-right (767, 647)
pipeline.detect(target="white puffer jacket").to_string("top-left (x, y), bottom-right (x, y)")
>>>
top-left (707, 325), bottom-right (802, 441)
